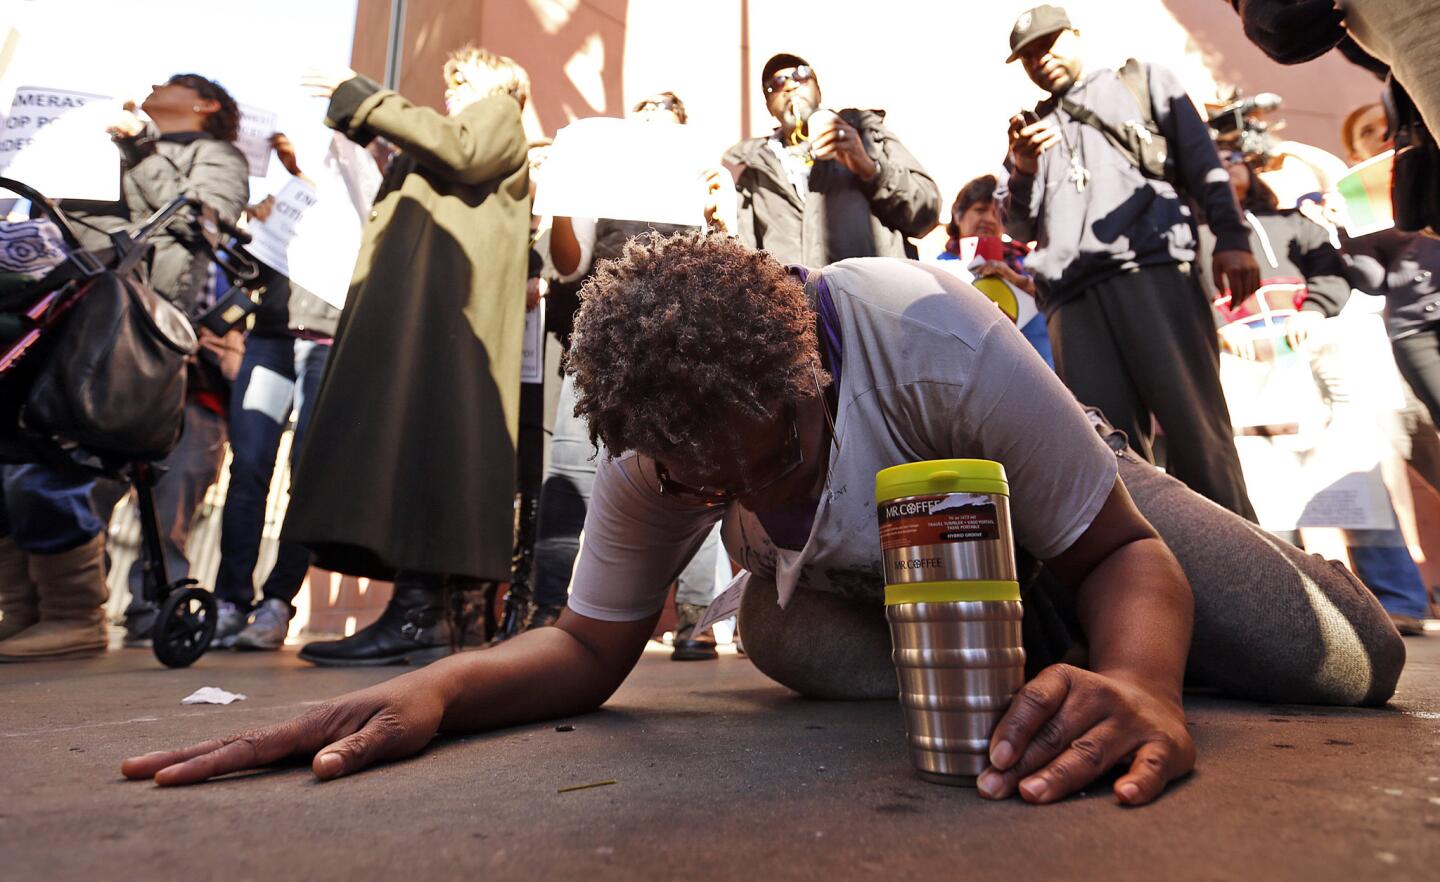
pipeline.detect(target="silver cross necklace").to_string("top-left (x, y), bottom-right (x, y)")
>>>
top-left (1057, 113), bottom-right (1090, 192)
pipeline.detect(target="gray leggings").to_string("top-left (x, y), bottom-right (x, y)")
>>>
top-left (739, 450), bottom-right (1406, 707)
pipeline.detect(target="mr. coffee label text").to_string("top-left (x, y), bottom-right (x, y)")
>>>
top-left (877, 493), bottom-right (1001, 553)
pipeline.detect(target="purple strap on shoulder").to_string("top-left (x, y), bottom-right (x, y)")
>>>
top-left (787, 265), bottom-right (843, 387)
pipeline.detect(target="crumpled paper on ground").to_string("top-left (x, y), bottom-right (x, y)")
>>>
top-left (180, 686), bottom-right (247, 706)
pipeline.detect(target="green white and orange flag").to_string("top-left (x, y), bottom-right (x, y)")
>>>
top-left (1335, 149), bottom-right (1395, 237)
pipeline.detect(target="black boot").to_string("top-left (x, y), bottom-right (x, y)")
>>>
top-left (299, 577), bottom-right (452, 667)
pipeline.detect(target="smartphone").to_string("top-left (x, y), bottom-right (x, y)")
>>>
top-left (1019, 109), bottom-right (1041, 127)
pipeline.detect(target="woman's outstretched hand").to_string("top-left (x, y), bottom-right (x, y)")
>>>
top-left (977, 664), bottom-right (1195, 807)
top-left (121, 675), bottom-right (448, 786)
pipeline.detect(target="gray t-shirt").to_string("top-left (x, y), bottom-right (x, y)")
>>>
top-left (567, 258), bottom-right (1118, 622)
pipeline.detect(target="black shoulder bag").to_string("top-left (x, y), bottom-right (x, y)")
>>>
top-left (1059, 59), bottom-right (1174, 182)
top-left (0, 177), bottom-right (198, 463)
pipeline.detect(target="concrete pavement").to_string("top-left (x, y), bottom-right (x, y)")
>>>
top-left (2, 635), bottom-right (1437, 881)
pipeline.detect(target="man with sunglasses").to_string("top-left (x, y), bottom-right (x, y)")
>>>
top-left (1000, 6), bottom-right (1259, 523)
top-left (721, 53), bottom-right (941, 265)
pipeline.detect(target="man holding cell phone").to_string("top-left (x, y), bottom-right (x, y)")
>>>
top-left (998, 5), bottom-right (1260, 521)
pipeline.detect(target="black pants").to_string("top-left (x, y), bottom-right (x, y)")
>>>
top-left (1047, 263), bottom-right (1256, 521)
top-left (1392, 326), bottom-right (1440, 427)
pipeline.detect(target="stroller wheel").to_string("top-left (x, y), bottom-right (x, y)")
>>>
top-left (153, 583), bottom-right (217, 668)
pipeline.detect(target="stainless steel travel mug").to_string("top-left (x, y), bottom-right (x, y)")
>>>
top-left (876, 459), bottom-right (1025, 786)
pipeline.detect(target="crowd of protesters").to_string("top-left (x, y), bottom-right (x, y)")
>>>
top-left (0, 3), bottom-right (1432, 705)
top-left (0, 0), bottom-right (1424, 810)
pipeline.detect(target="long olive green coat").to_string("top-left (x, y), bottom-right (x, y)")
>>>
top-left (281, 77), bottom-right (530, 581)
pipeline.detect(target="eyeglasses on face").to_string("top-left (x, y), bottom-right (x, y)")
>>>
top-left (654, 402), bottom-right (804, 506)
top-left (764, 65), bottom-right (814, 96)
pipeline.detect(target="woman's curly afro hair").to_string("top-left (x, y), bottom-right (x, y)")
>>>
top-left (568, 231), bottom-right (826, 467)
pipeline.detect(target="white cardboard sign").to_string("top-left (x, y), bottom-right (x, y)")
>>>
top-left (236, 103), bottom-right (278, 178)
top-left (0, 86), bottom-right (118, 200)
top-left (244, 134), bottom-right (375, 310)
top-left (532, 117), bottom-right (713, 225)
top-left (692, 570), bottom-right (749, 636)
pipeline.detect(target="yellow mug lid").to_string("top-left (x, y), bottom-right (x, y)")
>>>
top-left (885, 580), bottom-right (1021, 604)
top-left (875, 458), bottom-right (1009, 503)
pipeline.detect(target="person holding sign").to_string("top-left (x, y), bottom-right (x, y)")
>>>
top-left (123, 234), bottom-right (1403, 806)
top-left (0, 73), bottom-right (248, 661)
top-left (64, 74), bottom-right (250, 311)
top-left (938, 174), bottom-right (1052, 368)
top-left (280, 46), bottom-right (532, 666)
top-left (211, 134), bottom-right (343, 651)
top-left (722, 53), bottom-right (941, 265)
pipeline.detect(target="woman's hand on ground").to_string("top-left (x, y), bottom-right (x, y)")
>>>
top-left (120, 675), bottom-right (448, 786)
top-left (977, 664), bottom-right (1195, 807)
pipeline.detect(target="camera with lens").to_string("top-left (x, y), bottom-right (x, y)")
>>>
top-left (1208, 89), bottom-right (1284, 163)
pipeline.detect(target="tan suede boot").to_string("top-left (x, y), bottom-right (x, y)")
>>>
top-left (0, 536), bottom-right (39, 641)
top-left (0, 534), bottom-right (108, 660)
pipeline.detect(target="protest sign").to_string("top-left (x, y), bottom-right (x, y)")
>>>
top-left (236, 103), bottom-right (278, 178)
top-left (532, 117), bottom-right (713, 225)
top-left (244, 134), bottom-right (375, 310)
top-left (244, 177), bottom-right (316, 276)
top-left (1334, 150), bottom-right (1394, 238)
top-left (1223, 312), bottom-right (1404, 531)
top-left (246, 177), bottom-right (350, 310)
top-left (0, 86), bottom-right (118, 200)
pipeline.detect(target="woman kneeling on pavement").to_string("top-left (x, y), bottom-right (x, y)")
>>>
top-left (124, 234), bottom-right (1404, 806)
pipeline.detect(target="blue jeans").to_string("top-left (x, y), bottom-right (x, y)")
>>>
top-left (0, 463), bottom-right (103, 553)
top-left (1348, 534), bottom-right (1431, 619)
top-left (1020, 313), bottom-right (1054, 369)
top-left (532, 374), bottom-right (721, 608)
top-left (213, 335), bottom-right (330, 610)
